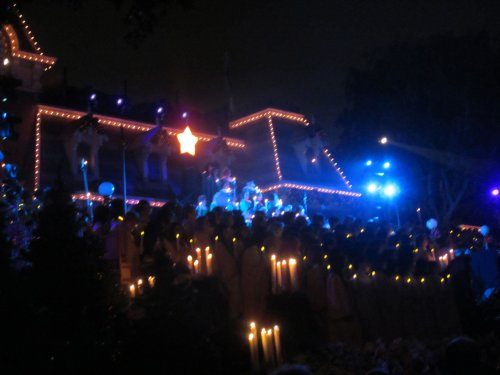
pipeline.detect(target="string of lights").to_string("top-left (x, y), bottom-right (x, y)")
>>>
top-left (71, 192), bottom-right (166, 208)
top-left (3, 24), bottom-right (56, 69)
top-left (12, 3), bottom-right (43, 54)
top-left (33, 105), bottom-right (246, 191)
top-left (267, 114), bottom-right (283, 181)
top-left (322, 148), bottom-right (352, 189)
top-left (229, 108), bottom-right (309, 129)
top-left (260, 182), bottom-right (362, 197)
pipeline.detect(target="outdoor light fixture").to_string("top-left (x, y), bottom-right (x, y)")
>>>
top-left (116, 98), bottom-right (124, 106)
top-left (383, 161), bottom-right (391, 169)
top-left (182, 112), bottom-right (188, 119)
top-left (383, 184), bottom-right (398, 197)
top-left (379, 137), bottom-right (388, 144)
top-left (89, 93), bottom-right (97, 101)
top-left (366, 160), bottom-right (372, 166)
top-left (156, 106), bottom-right (164, 114)
top-left (367, 183), bottom-right (378, 193)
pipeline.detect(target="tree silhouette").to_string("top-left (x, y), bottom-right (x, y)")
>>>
top-left (338, 32), bottom-right (500, 225)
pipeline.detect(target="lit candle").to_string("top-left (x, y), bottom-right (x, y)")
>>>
top-left (187, 255), bottom-right (194, 272)
top-left (267, 329), bottom-right (276, 367)
top-left (271, 255), bottom-right (277, 294)
top-left (129, 284), bottom-right (136, 298)
top-left (273, 325), bottom-right (282, 365)
top-left (248, 333), bottom-right (259, 371)
top-left (196, 247), bottom-right (202, 264)
top-left (261, 328), bottom-right (269, 364)
top-left (194, 259), bottom-right (200, 274)
top-left (288, 258), bottom-right (298, 290)
top-left (281, 260), bottom-right (288, 291)
top-left (137, 278), bottom-right (144, 295)
top-left (147, 275), bottom-right (156, 288)
top-left (276, 261), bottom-right (282, 291)
top-left (250, 321), bottom-right (257, 337)
top-left (207, 253), bottom-right (213, 275)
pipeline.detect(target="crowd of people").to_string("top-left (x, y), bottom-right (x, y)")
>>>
top-left (89, 193), bottom-right (499, 322)
top-left (2, 176), bottom-right (500, 373)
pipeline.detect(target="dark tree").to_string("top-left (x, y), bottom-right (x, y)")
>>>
top-left (337, 32), bottom-right (500, 225)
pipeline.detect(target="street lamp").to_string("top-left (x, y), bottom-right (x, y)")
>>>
top-left (379, 136), bottom-right (388, 145)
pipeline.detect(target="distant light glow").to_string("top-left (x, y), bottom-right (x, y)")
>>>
top-left (3, 58), bottom-right (9, 66)
top-left (492, 188), bottom-right (499, 196)
top-left (383, 184), bottom-right (398, 197)
top-left (366, 160), bottom-right (372, 166)
top-left (89, 93), bottom-right (97, 101)
top-left (182, 112), bottom-right (188, 119)
top-left (383, 161), bottom-right (391, 169)
top-left (116, 98), bottom-right (123, 106)
top-left (157, 106), bottom-right (164, 114)
top-left (311, 158), bottom-right (317, 163)
top-left (367, 183), bottom-right (378, 193)
top-left (379, 137), bottom-right (388, 144)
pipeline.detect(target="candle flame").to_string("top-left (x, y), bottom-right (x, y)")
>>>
top-left (249, 333), bottom-right (254, 341)
top-left (187, 255), bottom-right (193, 261)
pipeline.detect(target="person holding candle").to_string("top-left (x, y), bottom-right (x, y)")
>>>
top-left (241, 243), bottom-right (270, 321)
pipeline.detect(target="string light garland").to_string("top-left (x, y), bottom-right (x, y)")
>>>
top-left (322, 148), bottom-right (352, 189)
top-left (229, 108), bottom-right (309, 129)
top-left (12, 3), bottom-right (43, 53)
top-left (71, 192), bottom-right (166, 208)
top-left (260, 182), bottom-right (362, 197)
top-left (33, 105), bottom-right (245, 191)
top-left (230, 109), bottom-right (353, 190)
top-left (267, 115), bottom-right (283, 180)
top-left (3, 24), bottom-right (56, 70)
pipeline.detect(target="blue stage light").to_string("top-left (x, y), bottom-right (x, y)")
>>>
top-left (366, 160), bottom-right (372, 166)
top-left (383, 161), bottom-right (391, 169)
top-left (383, 184), bottom-right (398, 197)
top-left (367, 183), bottom-right (378, 193)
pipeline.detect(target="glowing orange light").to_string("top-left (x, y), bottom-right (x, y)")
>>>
top-left (177, 126), bottom-right (198, 155)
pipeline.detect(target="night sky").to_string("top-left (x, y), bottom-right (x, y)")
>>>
top-left (23, 0), bottom-right (500, 124)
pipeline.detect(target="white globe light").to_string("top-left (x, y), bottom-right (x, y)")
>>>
top-left (479, 225), bottom-right (489, 236)
top-left (98, 181), bottom-right (115, 197)
top-left (383, 184), bottom-right (397, 197)
top-left (367, 183), bottom-right (378, 193)
top-left (426, 218), bottom-right (438, 230)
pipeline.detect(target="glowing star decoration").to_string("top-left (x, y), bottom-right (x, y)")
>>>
top-left (177, 126), bottom-right (198, 156)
